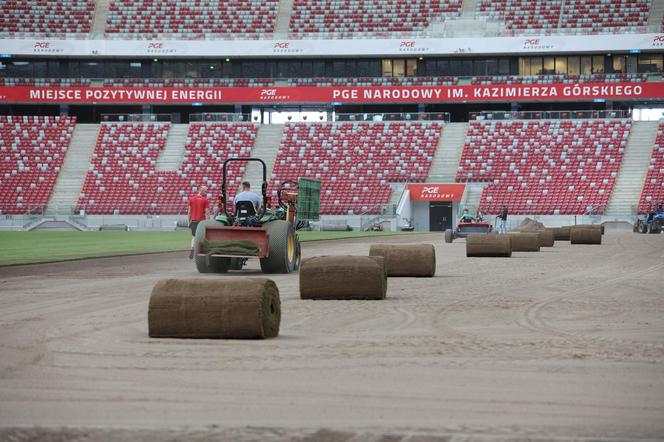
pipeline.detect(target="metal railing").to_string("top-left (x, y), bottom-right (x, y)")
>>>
top-left (189, 113), bottom-right (253, 122)
top-left (471, 109), bottom-right (632, 121)
top-left (335, 112), bottom-right (450, 122)
top-left (100, 113), bottom-right (173, 122)
top-left (1, 23), bottom-right (659, 41)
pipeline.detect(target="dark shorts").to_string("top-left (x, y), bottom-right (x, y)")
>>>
top-left (189, 221), bottom-right (200, 236)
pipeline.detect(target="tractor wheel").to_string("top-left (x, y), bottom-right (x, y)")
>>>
top-left (444, 229), bottom-right (454, 243)
top-left (194, 220), bottom-right (230, 274)
top-left (260, 220), bottom-right (296, 274)
top-left (293, 236), bottom-right (302, 271)
top-left (641, 223), bottom-right (649, 234)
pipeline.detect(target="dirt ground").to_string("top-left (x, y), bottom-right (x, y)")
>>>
top-left (0, 233), bottom-right (663, 442)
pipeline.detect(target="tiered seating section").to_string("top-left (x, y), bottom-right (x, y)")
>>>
top-left (471, 74), bottom-right (647, 85)
top-left (102, 78), bottom-right (274, 87)
top-left (639, 123), bottom-right (664, 214)
top-left (457, 119), bottom-right (630, 215)
top-left (559, 0), bottom-right (649, 33)
top-left (288, 0), bottom-right (462, 35)
top-left (105, 0), bottom-right (279, 37)
top-left (77, 123), bottom-right (256, 214)
top-left (0, 78), bottom-right (91, 87)
top-left (271, 122), bottom-right (442, 214)
top-left (0, 116), bottom-right (75, 214)
top-left (289, 76), bottom-right (459, 86)
top-left (476, 0), bottom-right (649, 33)
top-left (0, 0), bottom-right (94, 35)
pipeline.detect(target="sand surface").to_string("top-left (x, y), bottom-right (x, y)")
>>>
top-left (0, 233), bottom-right (663, 441)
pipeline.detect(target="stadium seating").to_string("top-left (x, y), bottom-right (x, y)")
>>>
top-left (0, 115), bottom-right (76, 214)
top-left (456, 119), bottom-right (630, 215)
top-left (102, 78), bottom-right (274, 87)
top-left (289, 76), bottom-right (459, 86)
top-left (559, 0), bottom-right (649, 33)
top-left (476, 0), bottom-right (561, 32)
top-left (270, 122), bottom-right (442, 215)
top-left (0, 0), bottom-right (94, 35)
top-left (288, 0), bottom-right (462, 36)
top-left (105, 0), bottom-right (279, 37)
top-left (77, 123), bottom-right (257, 214)
top-left (476, 0), bottom-right (649, 33)
top-left (0, 78), bottom-right (91, 87)
top-left (638, 123), bottom-right (664, 214)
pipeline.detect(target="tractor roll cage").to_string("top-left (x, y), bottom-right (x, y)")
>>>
top-left (221, 157), bottom-right (268, 218)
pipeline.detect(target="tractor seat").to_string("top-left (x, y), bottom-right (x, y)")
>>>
top-left (234, 200), bottom-right (259, 226)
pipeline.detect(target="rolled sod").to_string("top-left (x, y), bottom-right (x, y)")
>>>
top-left (369, 244), bottom-right (436, 277)
top-left (300, 255), bottom-right (387, 300)
top-left (523, 229), bottom-right (555, 247)
top-left (506, 232), bottom-right (541, 252)
top-left (570, 227), bottom-right (602, 244)
top-left (575, 224), bottom-right (604, 235)
top-left (148, 278), bottom-right (281, 339)
top-left (466, 234), bottom-right (512, 257)
top-left (551, 226), bottom-right (572, 241)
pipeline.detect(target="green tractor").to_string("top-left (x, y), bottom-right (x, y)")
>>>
top-left (193, 157), bottom-right (320, 274)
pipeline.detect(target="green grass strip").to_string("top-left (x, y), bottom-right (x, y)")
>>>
top-left (0, 230), bottom-right (424, 266)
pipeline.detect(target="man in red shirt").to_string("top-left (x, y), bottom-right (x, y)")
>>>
top-left (188, 185), bottom-right (210, 259)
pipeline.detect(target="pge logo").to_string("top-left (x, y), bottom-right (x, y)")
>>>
top-left (260, 89), bottom-right (277, 97)
top-left (148, 42), bottom-right (164, 49)
top-left (259, 88), bottom-right (290, 101)
top-left (400, 41), bottom-right (416, 48)
top-left (34, 41), bottom-right (49, 49)
top-left (653, 35), bottom-right (664, 46)
top-left (423, 186), bottom-right (439, 194)
top-left (274, 42), bottom-right (289, 49)
top-left (33, 41), bottom-right (62, 53)
top-left (147, 42), bottom-right (175, 54)
top-left (398, 40), bottom-right (426, 52)
top-left (523, 38), bottom-right (553, 50)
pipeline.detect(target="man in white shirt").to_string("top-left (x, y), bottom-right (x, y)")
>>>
top-left (233, 181), bottom-right (262, 212)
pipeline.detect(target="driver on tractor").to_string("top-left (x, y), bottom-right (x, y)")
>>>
top-left (232, 181), bottom-right (262, 226)
top-left (459, 208), bottom-right (474, 223)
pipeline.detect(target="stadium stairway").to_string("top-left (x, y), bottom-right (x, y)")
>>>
top-left (606, 120), bottom-right (658, 216)
top-left (92, 0), bottom-right (112, 36)
top-left (242, 124), bottom-right (283, 192)
top-left (461, 0), bottom-right (478, 18)
top-left (648, 0), bottom-right (664, 26)
top-left (46, 124), bottom-right (100, 215)
top-left (275, 0), bottom-right (294, 34)
top-left (426, 122), bottom-right (468, 183)
top-left (156, 124), bottom-right (187, 172)
top-left (462, 182), bottom-right (488, 212)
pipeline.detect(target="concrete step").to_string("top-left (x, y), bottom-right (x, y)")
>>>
top-left (606, 120), bottom-right (658, 216)
top-left (427, 122), bottom-right (468, 183)
top-left (241, 124), bottom-right (284, 191)
top-left (156, 124), bottom-right (188, 171)
top-left (46, 124), bottom-right (100, 214)
top-left (274, 0), bottom-right (294, 34)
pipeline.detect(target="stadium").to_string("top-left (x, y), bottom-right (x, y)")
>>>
top-left (0, 0), bottom-right (663, 441)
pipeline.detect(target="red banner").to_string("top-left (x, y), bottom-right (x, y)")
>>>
top-left (407, 183), bottom-right (466, 201)
top-left (0, 82), bottom-right (661, 104)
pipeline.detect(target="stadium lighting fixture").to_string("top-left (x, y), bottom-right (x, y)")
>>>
top-left (153, 58), bottom-right (158, 62)
top-left (225, 58), bottom-right (231, 62)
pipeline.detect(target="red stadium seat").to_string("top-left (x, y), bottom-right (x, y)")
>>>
top-left (0, 115), bottom-right (76, 214)
top-left (638, 124), bottom-right (664, 214)
top-left (270, 122), bottom-right (442, 215)
top-left (456, 119), bottom-right (630, 215)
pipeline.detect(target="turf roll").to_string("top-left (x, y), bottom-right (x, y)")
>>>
top-left (300, 256), bottom-right (387, 300)
top-left (551, 226), bottom-right (571, 241)
top-left (570, 227), bottom-right (602, 244)
top-left (524, 229), bottom-right (555, 247)
top-left (148, 278), bottom-right (281, 339)
top-left (466, 234), bottom-right (512, 257)
top-left (506, 232), bottom-right (540, 252)
top-left (368, 244), bottom-right (436, 277)
top-left (575, 224), bottom-right (604, 235)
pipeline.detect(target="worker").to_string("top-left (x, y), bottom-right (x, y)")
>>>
top-left (188, 185), bottom-right (210, 259)
top-left (459, 208), bottom-right (474, 223)
top-left (233, 181), bottom-right (262, 212)
top-left (497, 205), bottom-right (508, 234)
